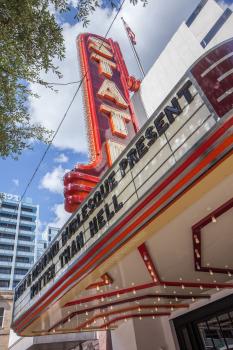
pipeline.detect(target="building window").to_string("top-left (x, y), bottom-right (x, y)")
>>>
top-left (174, 294), bottom-right (233, 350)
top-left (14, 268), bottom-right (28, 275)
top-left (0, 223), bottom-right (16, 229)
top-left (0, 255), bottom-right (12, 262)
top-left (21, 207), bottom-right (33, 213)
top-left (19, 225), bottom-right (32, 232)
top-left (0, 308), bottom-right (4, 328)
top-left (200, 8), bottom-right (232, 48)
top-left (1, 203), bottom-right (18, 210)
top-left (0, 212), bottom-right (17, 219)
top-left (0, 244), bottom-right (14, 251)
top-left (17, 245), bottom-right (31, 252)
top-left (0, 280), bottom-right (9, 288)
top-left (20, 215), bottom-right (33, 222)
top-left (0, 267), bottom-right (11, 274)
top-left (0, 232), bottom-right (15, 240)
top-left (16, 256), bottom-right (30, 263)
top-left (186, 0), bottom-right (208, 27)
top-left (18, 235), bottom-right (33, 242)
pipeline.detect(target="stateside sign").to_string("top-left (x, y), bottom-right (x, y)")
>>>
top-left (14, 77), bottom-right (211, 312)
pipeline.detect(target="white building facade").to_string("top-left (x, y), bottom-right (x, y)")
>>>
top-left (133, 0), bottom-right (233, 125)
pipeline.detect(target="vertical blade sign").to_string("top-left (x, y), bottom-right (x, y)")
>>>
top-left (64, 33), bottom-right (141, 213)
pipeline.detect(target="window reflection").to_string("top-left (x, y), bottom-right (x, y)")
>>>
top-left (197, 313), bottom-right (233, 349)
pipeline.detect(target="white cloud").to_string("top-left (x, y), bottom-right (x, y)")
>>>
top-left (48, 203), bottom-right (71, 229)
top-left (29, 0), bottom-right (200, 155)
top-left (40, 165), bottom-right (69, 194)
top-left (54, 153), bottom-right (69, 163)
top-left (12, 179), bottom-right (19, 186)
top-left (219, 0), bottom-right (233, 10)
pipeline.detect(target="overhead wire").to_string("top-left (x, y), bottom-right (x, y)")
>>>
top-left (0, 0), bottom-right (127, 289)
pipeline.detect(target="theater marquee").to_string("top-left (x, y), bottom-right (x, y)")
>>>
top-left (12, 38), bottom-right (233, 336)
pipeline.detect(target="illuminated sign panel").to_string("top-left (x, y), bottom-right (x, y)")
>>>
top-left (12, 39), bottom-right (233, 335)
top-left (64, 34), bottom-right (140, 213)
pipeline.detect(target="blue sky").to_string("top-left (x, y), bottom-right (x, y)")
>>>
top-left (1, 0), bottom-right (232, 236)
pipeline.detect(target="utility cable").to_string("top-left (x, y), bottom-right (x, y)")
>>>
top-left (0, 0), bottom-right (127, 290)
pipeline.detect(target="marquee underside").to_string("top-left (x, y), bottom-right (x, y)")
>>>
top-left (16, 143), bottom-right (233, 336)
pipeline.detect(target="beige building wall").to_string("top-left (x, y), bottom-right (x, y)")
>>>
top-left (0, 291), bottom-right (14, 350)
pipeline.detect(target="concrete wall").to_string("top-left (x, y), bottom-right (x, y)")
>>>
top-left (0, 291), bottom-right (13, 350)
top-left (111, 317), bottom-right (176, 350)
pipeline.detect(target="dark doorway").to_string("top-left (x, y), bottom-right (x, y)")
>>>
top-left (173, 294), bottom-right (233, 350)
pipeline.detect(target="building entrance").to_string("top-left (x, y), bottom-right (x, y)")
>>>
top-left (173, 295), bottom-right (233, 350)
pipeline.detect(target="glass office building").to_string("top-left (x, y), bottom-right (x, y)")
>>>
top-left (0, 193), bottom-right (38, 290)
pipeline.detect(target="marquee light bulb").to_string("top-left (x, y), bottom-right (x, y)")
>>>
top-left (133, 289), bottom-right (136, 295)
top-left (209, 270), bottom-right (213, 276)
top-left (152, 316), bottom-right (155, 319)
top-left (212, 216), bottom-right (217, 223)
top-left (228, 271), bottom-right (232, 277)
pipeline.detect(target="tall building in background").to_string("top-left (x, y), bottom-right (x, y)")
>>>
top-left (0, 193), bottom-right (38, 290)
top-left (35, 227), bottom-right (59, 261)
top-left (35, 238), bottom-right (47, 261)
top-left (45, 226), bottom-right (59, 244)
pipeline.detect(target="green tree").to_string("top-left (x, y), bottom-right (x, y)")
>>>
top-left (0, 0), bottom-right (146, 158)
top-left (76, 0), bottom-right (148, 26)
top-left (0, 0), bottom-right (67, 158)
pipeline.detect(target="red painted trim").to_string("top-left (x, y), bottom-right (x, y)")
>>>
top-left (138, 243), bottom-right (161, 283)
top-left (99, 313), bottom-right (171, 329)
top-left (192, 197), bottom-right (233, 274)
top-left (75, 303), bottom-right (188, 331)
top-left (48, 293), bottom-right (210, 332)
top-left (86, 273), bottom-right (113, 290)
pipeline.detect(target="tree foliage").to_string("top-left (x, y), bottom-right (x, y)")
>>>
top-left (0, 0), bottom-right (147, 158)
top-left (76, 0), bottom-right (148, 26)
top-left (0, 0), bottom-right (67, 158)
